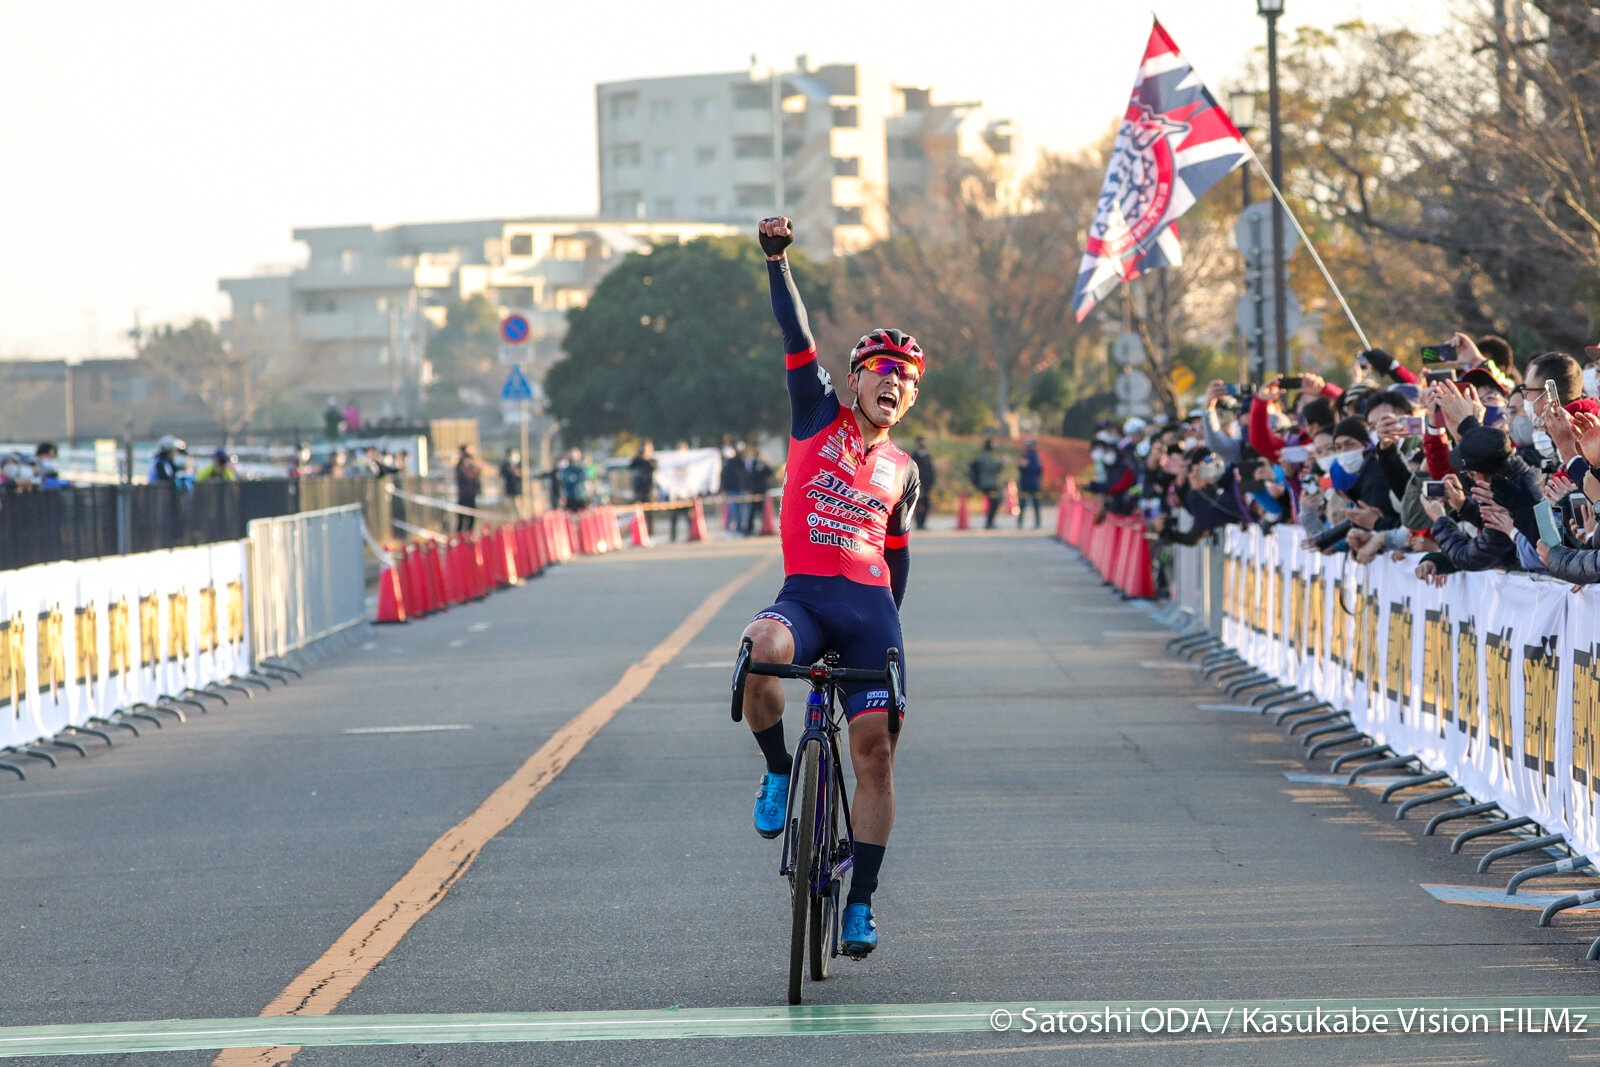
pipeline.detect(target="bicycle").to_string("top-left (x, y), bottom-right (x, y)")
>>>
top-left (731, 637), bottom-right (905, 1005)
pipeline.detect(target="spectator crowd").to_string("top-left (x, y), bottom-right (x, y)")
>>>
top-left (1084, 334), bottom-right (1600, 589)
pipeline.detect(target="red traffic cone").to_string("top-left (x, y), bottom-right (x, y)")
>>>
top-left (632, 505), bottom-right (653, 547)
top-left (424, 542), bottom-right (450, 609)
top-left (956, 491), bottom-right (970, 530)
top-left (759, 493), bottom-right (778, 536)
top-left (607, 507), bottom-right (624, 550)
top-left (375, 563), bottom-right (407, 623)
top-left (688, 498), bottom-right (708, 542)
top-left (1004, 480), bottom-right (1020, 516)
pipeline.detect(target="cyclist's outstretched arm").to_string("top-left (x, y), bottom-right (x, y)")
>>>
top-left (885, 462), bottom-right (921, 608)
top-left (761, 217), bottom-right (837, 439)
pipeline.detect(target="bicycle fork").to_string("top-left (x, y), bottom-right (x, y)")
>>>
top-left (780, 692), bottom-right (856, 897)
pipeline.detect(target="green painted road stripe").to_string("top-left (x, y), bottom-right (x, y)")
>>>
top-left (5, 998), bottom-right (1600, 1056)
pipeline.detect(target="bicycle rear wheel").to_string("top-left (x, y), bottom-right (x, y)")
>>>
top-left (788, 738), bottom-right (822, 1005)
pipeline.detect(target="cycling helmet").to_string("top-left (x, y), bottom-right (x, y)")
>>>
top-left (850, 329), bottom-right (925, 375)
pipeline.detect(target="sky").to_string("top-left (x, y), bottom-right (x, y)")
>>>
top-left (0, 0), bottom-right (1450, 360)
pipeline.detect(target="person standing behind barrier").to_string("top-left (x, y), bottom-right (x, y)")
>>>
top-left (968, 438), bottom-right (1003, 529)
top-left (198, 448), bottom-right (237, 481)
top-left (743, 445), bottom-right (772, 534)
top-left (323, 397), bottom-right (344, 442)
top-left (630, 441), bottom-right (658, 534)
top-left (455, 444), bottom-right (482, 532)
top-left (150, 436), bottom-right (187, 483)
top-left (909, 436), bottom-right (936, 530)
top-left (558, 447), bottom-right (590, 512)
top-left (1017, 439), bottom-right (1043, 529)
top-left (721, 444), bottom-right (747, 534)
top-left (500, 448), bottom-right (524, 518)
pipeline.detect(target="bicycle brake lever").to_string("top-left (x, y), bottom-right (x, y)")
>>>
top-left (731, 636), bottom-right (753, 722)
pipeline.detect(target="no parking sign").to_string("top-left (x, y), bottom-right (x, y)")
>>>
top-left (500, 314), bottom-right (532, 364)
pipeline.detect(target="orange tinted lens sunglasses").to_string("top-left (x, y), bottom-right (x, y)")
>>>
top-left (855, 355), bottom-right (919, 382)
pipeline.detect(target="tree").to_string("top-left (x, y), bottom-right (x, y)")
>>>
top-left (839, 156), bottom-right (1103, 436)
top-left (140, 319), bottom-right (299, 443)
top-left (425, 293), bottom-right (501, 413)
top-left (545, 236), bottom-right (833, 443)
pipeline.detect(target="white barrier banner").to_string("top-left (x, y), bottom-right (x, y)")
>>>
top-left (1218, 526), bottom-right (1594, 862)
top-left (0, 544), bottom-right (249, 750)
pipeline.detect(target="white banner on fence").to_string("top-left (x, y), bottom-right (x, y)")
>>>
top-left (1220, 526), bottom-right (1595, 862)
top-left (0, 543), bottom-right (249, 750)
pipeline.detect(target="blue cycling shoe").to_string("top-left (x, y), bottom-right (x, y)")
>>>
top-left (840, 903), bottom-right (878, 958)
top-left (753, 771), bottom-right (789, 839)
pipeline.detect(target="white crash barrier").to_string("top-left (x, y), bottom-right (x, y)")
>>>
top-left (0, 542), bottom-right (250, 751)
top-left (1199, 525), bottom-right (1600, 863)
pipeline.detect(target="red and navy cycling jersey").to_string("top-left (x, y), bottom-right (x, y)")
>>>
top-left (767, 259), bottom-right (919, 599)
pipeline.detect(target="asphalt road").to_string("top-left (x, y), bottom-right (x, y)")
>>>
top-left (3, 530), bottom-right (1600, 1064)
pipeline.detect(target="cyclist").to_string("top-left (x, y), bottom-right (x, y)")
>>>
top-left (738, 215), bottom-right (921, 959)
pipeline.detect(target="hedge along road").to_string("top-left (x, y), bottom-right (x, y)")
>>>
top-left (3, 531), bottom-right (1600, 1065)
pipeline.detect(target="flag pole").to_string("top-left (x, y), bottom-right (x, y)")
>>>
top-left (1239, 142), bottom-right (1372, 352)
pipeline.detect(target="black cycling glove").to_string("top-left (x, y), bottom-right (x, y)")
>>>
top-left (758, 218), bottom-right (793, 257)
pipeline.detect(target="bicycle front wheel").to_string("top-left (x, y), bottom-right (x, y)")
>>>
top-left (810, 767), bottom-right (842, 981)
top-left (788, 738), bottom-right (822, 1005)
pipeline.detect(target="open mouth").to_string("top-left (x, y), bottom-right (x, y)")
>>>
top-left (875, 390), bottom-right (898, 416)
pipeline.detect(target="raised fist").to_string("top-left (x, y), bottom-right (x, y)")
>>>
top-left (758, 216), bottom-right (793, 257)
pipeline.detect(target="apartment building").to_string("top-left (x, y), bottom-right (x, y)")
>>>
top-left (596, 61), bottom-right (1020, 256)
top-left (596, 59), bottom-right (894, 257)
top-left (219, 216), bottom-right (737, 419)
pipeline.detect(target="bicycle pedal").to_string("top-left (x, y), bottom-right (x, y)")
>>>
top-left (841, 943), bottom-right (875, 960)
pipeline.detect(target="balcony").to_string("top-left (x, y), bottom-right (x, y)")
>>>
top-left (297, 310), bottom-right (393, 343)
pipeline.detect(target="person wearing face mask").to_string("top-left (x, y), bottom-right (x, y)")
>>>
top-left (1201, 382), bottom-right (1245, 465)
top-left (1179, 448), bottom-right (1248, 535)
top-left (1325, 416), bottom-right (1401, 531)
top-left (1420, 426), bottom-right (1538, 573)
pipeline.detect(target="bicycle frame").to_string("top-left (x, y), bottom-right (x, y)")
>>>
top-left (779, 681), bottom-right (856, 909)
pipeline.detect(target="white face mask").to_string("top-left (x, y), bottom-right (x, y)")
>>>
top-left (1584, 365), bottom-right (1598, 397)
top-left (1532, 429), bottom-right (1557, 460)
top-left (1336, 449), bottom-right (1365, 473)
top-left (1196, 458), bottom-right (1225, 483)
top-left (1315, 454), bottom-right (1336, 472)
top-left (1134, 440), bottom-right (1151, 458)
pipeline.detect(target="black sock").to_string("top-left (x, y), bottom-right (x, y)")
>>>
top-left (752, 722), bottom-right (792, 776)
top-left (848, 842), bottom-right (886, 907)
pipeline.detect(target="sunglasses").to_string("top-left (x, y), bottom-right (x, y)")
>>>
top-left (854, 355), bottom-right (920, 383)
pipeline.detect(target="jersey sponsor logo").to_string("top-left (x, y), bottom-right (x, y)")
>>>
top-left (809, 528), bottom-right (864, 551)
top-left (869, 565), bottom-right (882, 577)
top-left (753, 610), bottom-right (795, 629)
top-left (870, 455), bottom-right (898, 492)
top-left (817, 426), bottom-right (859, 475)
top-left (813, 514), bottom-right (863, 538)
top-left (805, 488), bottom-right (877, 524)
top-left (809, 471), bottom-right (889, 515)
top-left (863, 689), bottom-right (889, 709)
top-left (816, 364), bottom-right (835, 396)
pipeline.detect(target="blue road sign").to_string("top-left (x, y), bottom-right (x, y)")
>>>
top-left (501, 314), bottom-right (530, 344)
top-left (501, 365), bottom-right (534, 402)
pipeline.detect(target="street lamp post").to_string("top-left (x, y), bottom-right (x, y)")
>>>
top-left (1258, 0), bottom-right (1290, 376)
top-left (1228, 89), bottom-right (1261, 384)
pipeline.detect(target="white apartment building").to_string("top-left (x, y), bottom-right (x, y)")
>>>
top-left (596, 61), bottom-right (1020, 257)
top-left (597, 58), bottom-right (894, 257)
top-left (887, 87), bottom-right (1023, 209)
top-left (219, 216), bottom-right (737, 418)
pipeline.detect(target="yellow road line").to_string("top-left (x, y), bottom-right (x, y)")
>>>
top-left (215, 553), bottom-right (775, 1066)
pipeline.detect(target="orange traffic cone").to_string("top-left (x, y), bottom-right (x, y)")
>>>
top-left (759, 493), bottom-right (778, 536)
top-left (688, 498), bottom-right (708, 542)
top-left (632, 505), bottom-right (653, 547)
top-left (375, 563), bottom-right (407, 623)
top-left (956, 491), bottom-right (970, 530)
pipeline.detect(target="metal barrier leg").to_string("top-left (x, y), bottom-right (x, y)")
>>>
top-left (47, 737), bottom-right (87, 757)
top-left (1478, 834), bottom-right (1565, 874)
top-left (1249, 685), bottom-right (1298, 706)
top-left (1299, 723), bottom-right (1350, 748)
top-left (12, 746), bottom-right (56, 768)
top-left (1397, 786), bottom-right (1466, 820)
top-left (1424, 801), bottom-right (1500, 836)
top-left (1287, 709), bottom-right (1347, 735)
top-left (261, 657), bottom-right (303, 678)
top-left (1209, 664), bottom-right (1254, 685)
top-left (1331, 747), bottom-right (1394, 775)
top-left (183, 687), bottom-right (228, 706)
top-left (121, 709), bottom-right (164, 728)
top-left (1380, 772), bottom-right (1448, 802)
top-left (1225, 673), bottom-right (1275, 697)
top-left (229, 675), bottom-right (271, 693)
top-left (160, 694), bottom-right (208, 715)
top-left (1450, 816), bottom-right (1534, 854)
top-left (131, 702), bottom-right (185, 724)
top-left (90, 715), bottom-right (140, 737)
top-left (1276, 702), bottom-right (1332, 726)
top-left (211, 681), bottom-right (254, 699)
top-left (1308, 732), bottom-right (1365, 759)
top-left (62, 725), bottom-right (113, 747)
top-left (1508, 856), bottom-right (1591, 895)
top-left (0, 760), bottom-right (23, 780)
top-left (1540, 889), bottom-right (1600, 927)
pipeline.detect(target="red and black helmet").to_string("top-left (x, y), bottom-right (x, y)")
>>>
top-left (850, 328), bottom-right (925, 375)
